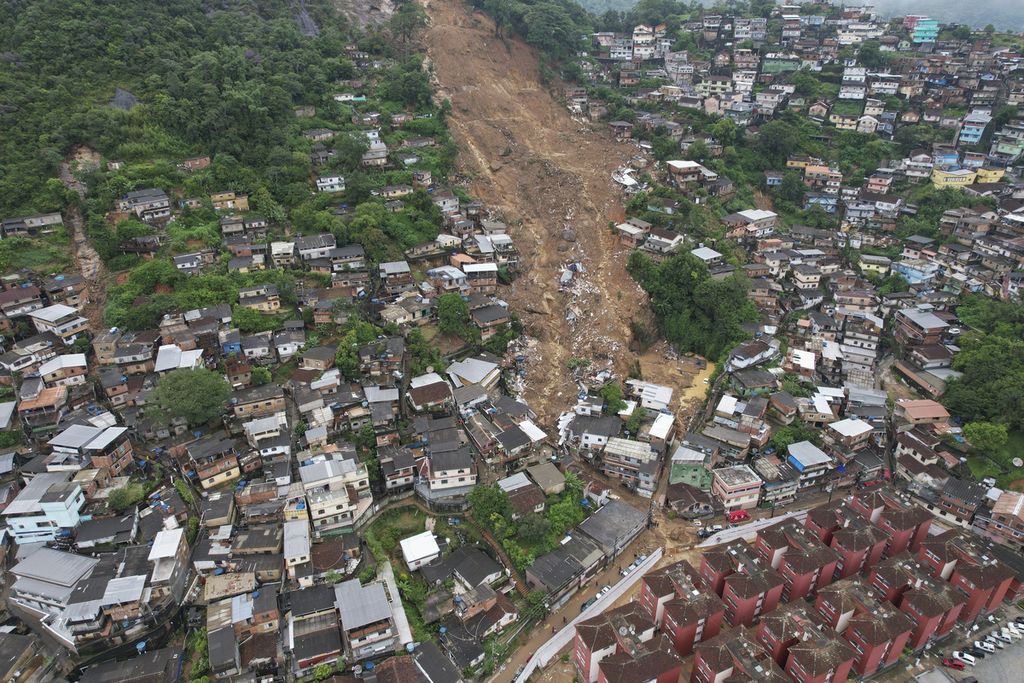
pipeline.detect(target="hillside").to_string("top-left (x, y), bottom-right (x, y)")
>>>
top-left (576, 0), bottom-right (1024, 31)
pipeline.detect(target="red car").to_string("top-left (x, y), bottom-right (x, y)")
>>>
top-left (942, 658), bottom-right (966, 670)
top-left (728, 510), bottom-right (751, 523)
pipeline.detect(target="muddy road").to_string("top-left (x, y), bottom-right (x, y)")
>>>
top-left (59, 146), bottom-right (107, 332)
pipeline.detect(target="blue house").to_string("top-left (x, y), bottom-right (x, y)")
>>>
top-left (804, 194), bottom-right (838, 214)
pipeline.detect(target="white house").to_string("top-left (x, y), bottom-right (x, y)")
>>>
top-left (400, 531), bottom-right (440, 570)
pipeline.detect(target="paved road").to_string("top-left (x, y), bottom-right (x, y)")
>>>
top-left (509, 548), bottom-right (664, 683)
top-left (696, 508), bottom-right (810, 547)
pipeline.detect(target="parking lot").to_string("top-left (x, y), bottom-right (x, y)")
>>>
top-left (936, 612), bottom-right (1024, 682)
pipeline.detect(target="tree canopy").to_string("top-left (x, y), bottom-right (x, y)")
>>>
top-left (150, 368), bottom-right (231, 427)
top-left (628, 250), bottom-right (757, 360)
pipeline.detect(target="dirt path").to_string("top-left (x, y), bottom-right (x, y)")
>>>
top-left (59, 146), bottom-right (107, 332)
top-left (422, 0), bottom-right (658, 427)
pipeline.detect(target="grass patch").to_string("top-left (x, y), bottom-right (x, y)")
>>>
top-left (0, 235), bottom-right (72, 273)
top-left (967, 430), bottom-right (1024, 490)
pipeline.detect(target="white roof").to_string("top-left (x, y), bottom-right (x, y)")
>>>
top-left (37, 353), bottom-right (87, 376)
top-left (284, 520), bottom-right (311, 559)
top-left (691, 246), bottom-right (723, 261)
top-left (788, 441), bottom-right (831, 467)
top-left (790, 349), bottom-right (816, 370)
top-left (812, 395), bottom-right (832, 415)
top-left (447, 357), bottom-right (499, 386)
top-left (463, 262), bottom-right (498, 273)
top-left (148, 528), bottom-right (184, 560)
top-left (672, 445), bottom-right (706, 464)
top-left (737, 209), bottom-right (777, 221)
top-left (497, 472), bottom-right (532, 492)
top-left (30, 303), bottom-right (77, 323)
top-left (717, 395), bottom-right (739, 415)
top-left (400, 531), bottom-right (440, 564)
top-left (649, 413), bottom-right (674, 440)
top-left (667, 159), bottom-right (703, 170)
top-left (365, 385), bottom-right (400, 403)
top-left (154, 344), bottom-right (203, 372)
top-left (102, 574), bottom-right (147, 605)
top-left (410, 372), bottom-right (446, 389)
top-left (518, 419), bottom-right (547, 443)
top-left (0, 401), bottom-right (14, 430)
top-left (829, 418), bottom-right (873, 438)
top-left (616, 222), bottom-right (646, 236)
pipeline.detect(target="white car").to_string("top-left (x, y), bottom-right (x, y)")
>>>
top-left (952, 651), bottom-right (976, 666)
top-left (1005, 622), bottom-right (1021, 637)
top-left (975, 640), bottom-right (995, 654)
top-left (984, 635), bottom-right (1005, 649)
top-left (992, 631), bottom-right (1012, 643)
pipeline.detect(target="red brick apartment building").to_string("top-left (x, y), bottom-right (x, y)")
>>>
top-left (868, 554), bottom-right (965, 649)
top-left (699, 541), bottom-right (785, 627)
top-left (916, 530), bottom-right (1016, 623)
top-left (691, 628), bottom-right (788, 683)
top-left (573, 603), bottom-right (656, 683)
top-left (802, 503), bottom-right (888, 579)
top-left (638, 560), bottom-right (726, 656)
top-left (753, 520), bottom-right (840, 602)
top-left (814, 579), bottom-right (913, 676)
top-left (756, 605), bottom-right (857, 683)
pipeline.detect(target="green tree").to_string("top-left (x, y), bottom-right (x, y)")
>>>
top-left (771, 422), bottom-right (821, 451)
top-left (313, 663), bottom-right (334, 681)
top-left (599, 382), bottom-right (627, 414)
top-left (518, 513), bottom-right (551, 546)
top-left (628, 251), bottom-right (757, 360)
top-left (437, 293), bottom-right (477, 342)
top-left (150, 368), bottom-right (231, 427)
top-left (963, 422), bottom-right (1009, 456)
top-left (250, 367), bottom-right (271, 385)
top-left (468, 485), bottom-right (511, 531)
top-left (108, 483), bottom-right (145, 511)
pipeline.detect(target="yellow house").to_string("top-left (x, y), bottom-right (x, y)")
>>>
top-left (931, 167), bottom-right (976, 188)
top-left (829, 113), bottom-right (858, 130)
top-left (210, 191), bottom-right (250, 211)
top-left (975, 166), bottom-right (1006, 184)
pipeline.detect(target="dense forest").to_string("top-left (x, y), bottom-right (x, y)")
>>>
top-left (0, 0), bottom-right (444, 216)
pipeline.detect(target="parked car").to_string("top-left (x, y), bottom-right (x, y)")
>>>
top-left (942, 658), bottom-right (965, 670)
top-left (992, 631), bottom-right (1012, 643)
top-left (984, 635), bottom-right (1004, 649)
top-left (964, 647), bottom-right (985, 659)
top-left (599, 584), bottom-right (611, 596)
top-left (581, 597), bottom-right (597, 612)
top-left (952, 651), bottom-right (976, 666)
top-left (728, 510), bottom-right (751, 523)
top-left (975, 640), bottom-right (995, 654)
top-left (711, 525), bottom-right (724, 532)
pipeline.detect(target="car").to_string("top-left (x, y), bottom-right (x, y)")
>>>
top-left (964, 647), bottom-right (985, 658)
top-left (1005, 622), bottom-right (1021, 636)
top-left (599, 584), bottom-right (611, 596)
top-left (858, 479), bottom-right (883, 489)
top-left (620, 567), bottom-right (631, 577)
top-left (942, 658), bottom-right (966, 670)
top-left (711, 525), bottom-right (724, 532)
top-left (703, 378), bottom-right (710, 384)
top-left (581, 597), bottom-right (598, 612)
top-left (952, 651), bottom-right (976, 666)
top-left (961, 677), bottom-right (978, 683)
top-left (992, 631), bottom-right (1012, 643)
top-left (984, 635), bottom-right (1004, 649)
top-left (693, 521), bottom-right (703, 528)
top-left (975, 641), bottom-right (995, 654)
top-left (728, 510), bottom-right (751, 523)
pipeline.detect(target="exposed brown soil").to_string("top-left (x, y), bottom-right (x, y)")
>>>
top-left (59, 145), bottom-right (108, 332)
top-left (422, 0), bottom-right (669, 427)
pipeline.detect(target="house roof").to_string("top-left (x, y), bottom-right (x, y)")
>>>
top-left (11, 546), bottom-right (97, 586)
top-left (400, 531), bottom-right (440, 564)
top-left (335, 578), bottom-right (393, 630)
